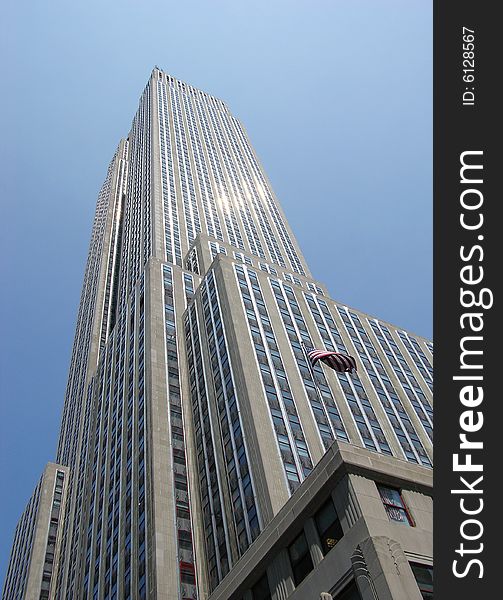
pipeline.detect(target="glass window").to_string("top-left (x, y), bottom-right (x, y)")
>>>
top-left (377, 485), bottom-right (414, 526)
top-left (178, 529), bottom-right (192, 550)
top-left (288, 531), bottom-right (313, 586)
top-left (176, 501), bottom-right (190, 520)
top-left (179, 561), bottom-right (196, 585)
top-left (251, 572), bottom-right (271, 600)
top-left (335, 580), bottom-right (362, 599)
top-left (315, 498), bottom-right (344, 554)
top-left (410, 563), bottom-right (433, 600)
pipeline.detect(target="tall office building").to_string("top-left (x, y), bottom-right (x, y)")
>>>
top-left (3, 69), bottom-right (433, 600)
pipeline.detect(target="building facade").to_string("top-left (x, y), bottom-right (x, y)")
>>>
top-left (2, 464), bottom-right (69, 600)
top-left (2, 69), bottom-right (433, 600)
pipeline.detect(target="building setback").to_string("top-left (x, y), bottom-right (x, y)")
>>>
top-left (2, 68), bottom-right (433, 600)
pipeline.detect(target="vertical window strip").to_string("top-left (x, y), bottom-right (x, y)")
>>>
top-left (183, 273), bottom-right (195, 307)
top-left (82, 350), bottom-right (104, 599)
top-left (79, 383), bottom-right (94, 599)
top-left (137, 284), bottom-right (147, 600)
top-left (81, 331), bottom-right (113, 599)
top-left (182, 93), bottom-right (223, 242)
top-left (142, 84), bottom-right (152, 267)
top-left (338, 308), bottom-right (431, 468)
top-left (397, 331), bottom-right (434, 391)
top-left (158, 80), bottom-right (182, 266)
top-left (369, 321), bottom-right (433, 441)
top-left (108, 313), bottom-right (125, 599)
top-left (118, 296), bottom-right (136, 600)
top-left (184, 304), bottom-right (231, 589)
top-left (235, 265), bottom-right (313, 492)
top-left (269, 280), bottom-right (349, 449)
top-left (304, 293), bottom-right (392, 455)
top-left (169, 85), bottom-right (201, 247)
top-left (44, 470), bottom-right (65, 597)
top-left (104, 334), bottom-right (122, 600)
top-left (162, 266), bottom-right (198, 599)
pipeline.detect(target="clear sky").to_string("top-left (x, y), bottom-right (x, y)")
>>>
top-left (0, 0), bottom-right (431, 584)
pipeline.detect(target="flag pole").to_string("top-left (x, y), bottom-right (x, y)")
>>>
top-left (301, 339), bottom-right (327, 401)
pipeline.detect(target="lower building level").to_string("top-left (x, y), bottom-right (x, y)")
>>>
top-left (207, 441), bottom-right (433, 600)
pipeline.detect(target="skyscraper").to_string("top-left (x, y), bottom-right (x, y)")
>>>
top-left (3, 68), bottom-right (433, 600)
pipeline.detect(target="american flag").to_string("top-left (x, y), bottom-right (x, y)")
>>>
top-left (306, 347), bottom-right (357, 373)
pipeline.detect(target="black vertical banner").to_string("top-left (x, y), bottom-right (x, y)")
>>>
top-left (435, 2), bottom-right (500, 597)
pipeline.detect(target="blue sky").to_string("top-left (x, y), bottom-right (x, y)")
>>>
top-left (0, 0), bottom-right (431, 583)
